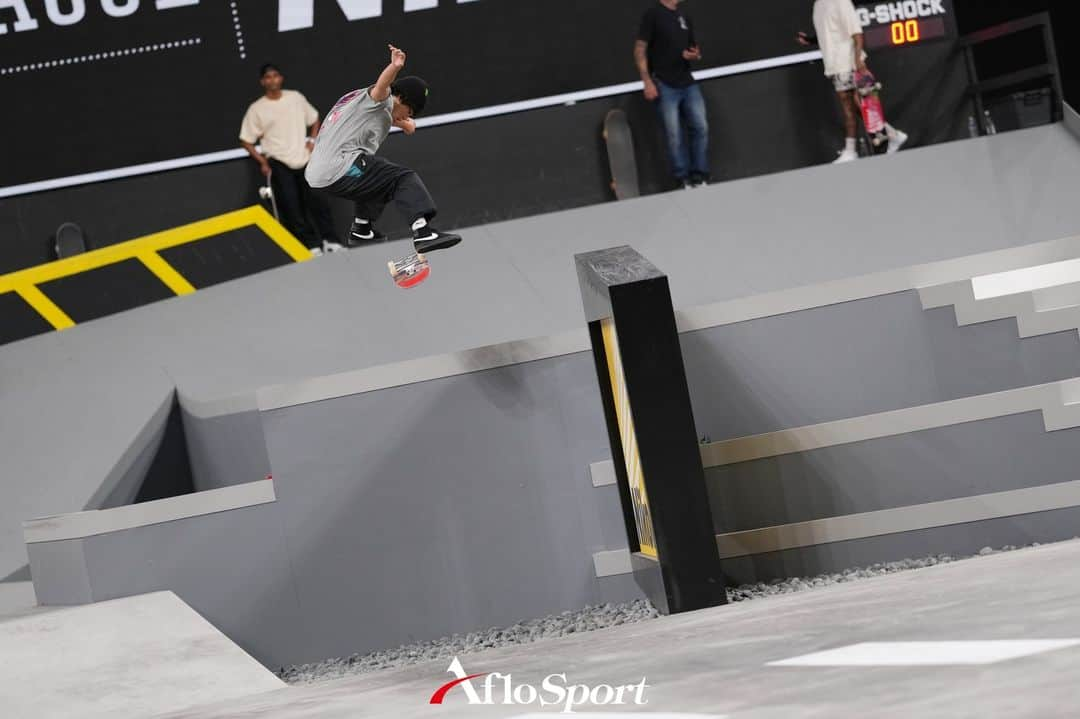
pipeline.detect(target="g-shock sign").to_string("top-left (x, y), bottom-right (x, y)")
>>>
top-left (856, 0), bottom-right (955, 50)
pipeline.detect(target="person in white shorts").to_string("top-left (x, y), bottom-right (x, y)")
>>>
top-left (798, 0), bottom-right (908, 163)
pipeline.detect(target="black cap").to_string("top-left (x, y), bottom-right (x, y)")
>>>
top-left (390, 76), bottom-right (430, 117)
top-left (259, 62), bottom-right (283, 78)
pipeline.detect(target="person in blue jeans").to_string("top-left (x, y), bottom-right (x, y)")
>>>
top-left (635, 0), bottom-right (710, 189)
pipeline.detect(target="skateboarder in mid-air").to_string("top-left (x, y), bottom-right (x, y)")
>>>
top-left (305, 44), bottom-right (462, 254)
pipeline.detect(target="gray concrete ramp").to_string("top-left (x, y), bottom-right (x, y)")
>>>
top-left (0, 591), bottom-right (284, 719)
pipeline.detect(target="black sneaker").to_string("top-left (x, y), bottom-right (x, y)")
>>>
top-left (412, 219), bottom-right (462, 254)
top-left (348, 218), bottom-right (385, 246)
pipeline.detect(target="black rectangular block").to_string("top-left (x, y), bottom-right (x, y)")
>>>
top-left (576, 246), bottom-right (727, 614)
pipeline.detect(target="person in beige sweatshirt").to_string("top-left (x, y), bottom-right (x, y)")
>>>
top-left (240, 63), bottom-right (342, 254)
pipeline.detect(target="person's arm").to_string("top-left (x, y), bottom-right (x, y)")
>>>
top-left (845, 1), bottom-right (868, 71)
top-left (240, 141), bottom-right (270, 177)
top-left (635, 10), bottom-right (658, 102)
top-left (370, 45), bottom-right (406, 102)
top-left (683, 16), bottom-right (701, 61)
top-left (393, 117), bottom-right (416, 135)
top-left (239, 108), bottom-right (270, 177)
top-left (853, 32), bottom-right (867, 72)
top-left (634, 41), bottom-right (657, 100)
top-left (301, 94), bottom-right (320, 147)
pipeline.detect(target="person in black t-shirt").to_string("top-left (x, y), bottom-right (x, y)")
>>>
top-left (635, 0), bottom-right (710, 188)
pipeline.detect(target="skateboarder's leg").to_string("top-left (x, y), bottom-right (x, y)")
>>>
top-left (387, 166), bottom-right (437, 225)
top-left (349, 197), bottom-right (388, 244)
top-left (269, 159), bottom-right (318, 249)
top-left (655, 80), bottom-right (691, 184)
top-left (682, 84), bottom-right (710, 185)
top-left (362, 156), bottom-right (461, 253)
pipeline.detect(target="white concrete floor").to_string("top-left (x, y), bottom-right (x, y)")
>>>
top-left (0, 580), bottom-right (44, 622)
top-left (152, 539), bottom-right (1080, 718)
top-left (0, 591), bottom-right (285, 719)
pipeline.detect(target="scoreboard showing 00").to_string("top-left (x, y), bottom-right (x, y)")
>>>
top-left (856, 0), bottom-right (956, 51)
top-left (866, 17), bottom-right (947, 48)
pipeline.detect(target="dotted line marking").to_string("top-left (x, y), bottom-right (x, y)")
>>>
top-left (229, 1), bottom-right (246, 60)
top-left (0, 38), bottom-right (203, 76)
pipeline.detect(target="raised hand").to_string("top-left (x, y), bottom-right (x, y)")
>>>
top-left (389, 44), bottom-right (406, 69)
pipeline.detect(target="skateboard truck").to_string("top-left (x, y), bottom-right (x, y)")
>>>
top-left (388, 252), bottom-right (430, 289)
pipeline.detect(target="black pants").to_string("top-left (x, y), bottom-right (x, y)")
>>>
top-left (268, 159), bottom-right (337, 249)
top-left (321, 154), bottom-right (437, 226)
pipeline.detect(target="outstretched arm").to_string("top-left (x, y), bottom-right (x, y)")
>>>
top-left (370, 45), bottom-right (406, 102)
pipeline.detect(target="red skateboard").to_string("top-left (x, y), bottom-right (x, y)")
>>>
top-left (855, 70), bottom-right (889, 155)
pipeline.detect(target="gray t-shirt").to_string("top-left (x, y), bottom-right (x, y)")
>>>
top-left (305, 87), bottom-right (393, 188)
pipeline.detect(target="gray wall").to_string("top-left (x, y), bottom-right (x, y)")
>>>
top-left (682, 290), bottom-right (1080, 442)
top-left (27, 350), bottom-right (642, 669)
top-left (5, 122), bottom-right (1080, 592)
top-left (0, 374), bottom-right (175, 582)
top-left (179, 396), bottom-right (270, 492)
top-left (257, 350), bottom-right (641, 665)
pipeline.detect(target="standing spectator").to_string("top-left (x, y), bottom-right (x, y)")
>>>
top-left (798, 0), bottom-right (908, 163)
top-left (240, 63), bottom-right (343, 254)
top-left (635, 0), bottom-right (710, 189)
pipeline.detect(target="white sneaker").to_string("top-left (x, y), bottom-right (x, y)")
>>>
top-left (888, 129), bottom-right (909, 154)
top-left (322, 240), bottom-right (346, 253)
top-left (832, 148), bottom-right (859, 164)
top-left (309, 246), bottom-right (323, 257)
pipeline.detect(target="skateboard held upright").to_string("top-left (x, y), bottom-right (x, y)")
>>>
top-left (603, 109), bottom-right (641, 200)
top-left (258, 174), bottom-right (280, 220)
top-left (855, 70), bottom-right (889, 155)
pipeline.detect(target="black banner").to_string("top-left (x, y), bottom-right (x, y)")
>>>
top-left (1, 0), bottom-right (840, 187)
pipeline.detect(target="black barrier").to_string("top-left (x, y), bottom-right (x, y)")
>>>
top-left (575, 246), bottom-right (727, 614)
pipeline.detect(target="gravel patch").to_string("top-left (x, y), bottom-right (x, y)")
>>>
top-left (279, 600), bottom-right (659, 685)
top-left (279, 540), bottom-right (1052, 685)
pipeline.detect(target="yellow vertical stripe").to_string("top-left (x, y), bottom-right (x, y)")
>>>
top-left (137, 252), bottom-right (196, 296)
top-left (15, 285), bottom-right (74, 330)
top-left (601, 318), bottom-right (658, 558)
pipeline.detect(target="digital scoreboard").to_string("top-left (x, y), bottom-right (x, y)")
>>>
top-left (856, 0), bottom-right (956, 50)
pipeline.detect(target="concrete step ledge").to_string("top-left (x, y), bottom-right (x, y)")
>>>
top-left (593, 479), bottom-right (1080, 574)
top-left (23, 480), bottom-right (276, 544)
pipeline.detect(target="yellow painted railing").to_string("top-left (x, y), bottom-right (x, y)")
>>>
top-left (0, 206), bottom-right (310, 331)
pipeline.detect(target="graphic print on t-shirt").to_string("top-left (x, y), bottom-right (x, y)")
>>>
top-left (324, 90), bottom-right (364, 129)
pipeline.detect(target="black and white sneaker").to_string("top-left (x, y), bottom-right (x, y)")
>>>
top-left (412, 218), bottom-right (462, 254)
top-left (348, 218), bottom-right (386, 246)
